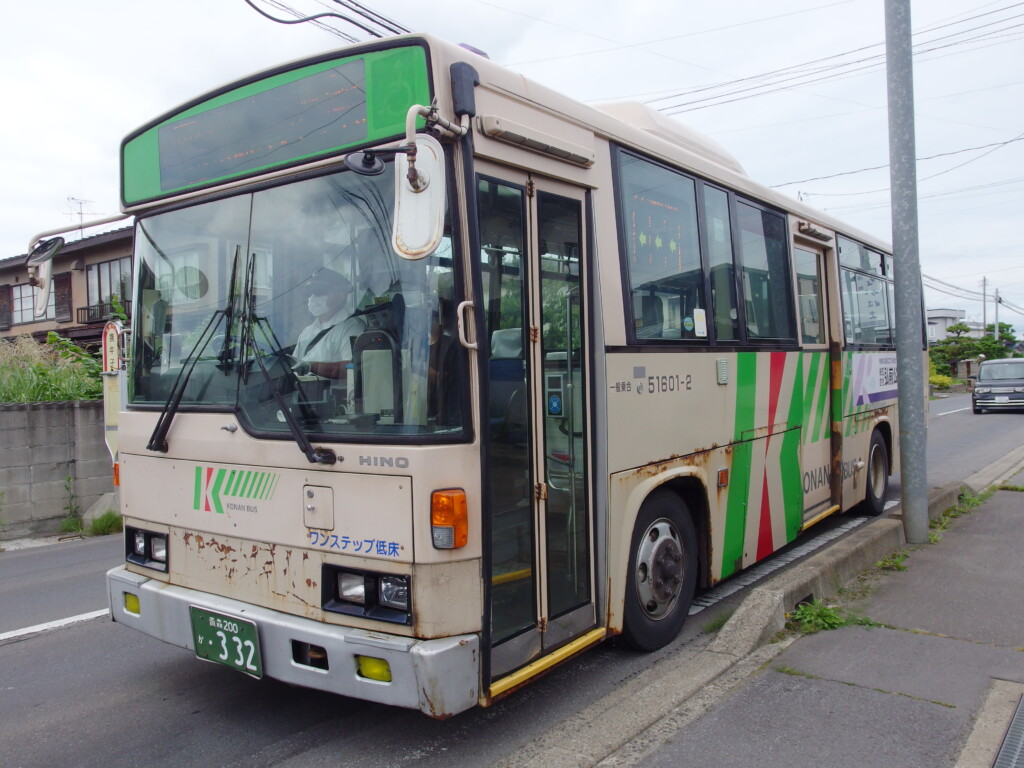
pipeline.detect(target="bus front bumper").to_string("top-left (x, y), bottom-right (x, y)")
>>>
top-left (106, 566), bottom-right (480, 718)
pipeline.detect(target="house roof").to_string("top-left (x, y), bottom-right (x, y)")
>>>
top-left (0, 226), bottom-right (133, 270)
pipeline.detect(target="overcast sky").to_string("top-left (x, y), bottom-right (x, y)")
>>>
top-left (2, 0), bottom-right (1021, 331)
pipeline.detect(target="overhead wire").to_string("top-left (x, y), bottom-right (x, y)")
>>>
top-left (244, 0), bottom-right (408, 39)
top-left (647, 4), bottom-right (1024, 113)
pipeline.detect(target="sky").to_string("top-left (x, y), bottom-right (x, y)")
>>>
top-left (2, 0), bottom-right (1021, 333)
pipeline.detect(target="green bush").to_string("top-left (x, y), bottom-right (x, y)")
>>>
top-left (929, 374), bottom-right (953, 391)
top-left (88, 510), bottom-right (123, 536)
top-left (0, 334), bottom-right (101, 402)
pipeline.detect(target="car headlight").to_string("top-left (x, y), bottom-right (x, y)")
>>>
top-left (975, 387), bottom-right (991, 394)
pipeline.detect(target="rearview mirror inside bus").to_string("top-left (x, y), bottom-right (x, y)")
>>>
top-left (391, 133), bottom-right (447, 260)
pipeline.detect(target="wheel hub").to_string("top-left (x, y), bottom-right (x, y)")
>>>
top-left (635, 519), bottom-right (684, 619)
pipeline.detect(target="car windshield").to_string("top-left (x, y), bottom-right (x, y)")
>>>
top-left (978, 361), bottom-right (1024, 381)
top-left (130, 163), bottom-right (466, 441)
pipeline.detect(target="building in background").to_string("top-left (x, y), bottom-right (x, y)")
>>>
top-left (0, 228), bottom-right (133, 347)
top-left (927, 307), bottom-right (984, 344)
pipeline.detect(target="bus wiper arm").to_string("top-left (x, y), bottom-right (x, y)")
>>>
top-left (242, 346), bottom-right (335, 466)
top-left (218, 245), bottom-right (243, 370)
top-left (146, 309), bottom-right (226, 453)
top-left (238, 258), bottom-right (334, 465)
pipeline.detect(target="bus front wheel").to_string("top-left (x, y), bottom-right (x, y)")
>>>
top-left (620, 490), bottom-right (698, 651)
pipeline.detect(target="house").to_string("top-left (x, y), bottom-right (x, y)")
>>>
top-left (927, 307), bottom-right (984, 344)
top-left (0, 227), bottom-right (133, 347)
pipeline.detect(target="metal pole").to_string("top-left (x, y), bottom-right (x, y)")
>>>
top-left (886, 0), bottom-right (929, 544)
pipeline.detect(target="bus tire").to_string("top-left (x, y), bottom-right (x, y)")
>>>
top-left (620, 489), bottom-right (698, 652)
top-left (860, 430), bottom-right (889, 517)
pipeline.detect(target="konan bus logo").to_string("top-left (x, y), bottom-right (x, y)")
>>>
top-left (194, 466), bottom-right (280, 515)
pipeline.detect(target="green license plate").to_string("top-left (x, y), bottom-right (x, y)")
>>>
top-left (189, 607), bottom-right (263, 678)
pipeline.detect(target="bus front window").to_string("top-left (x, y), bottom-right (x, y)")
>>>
top-left (131, 164), bottom-right (466, 442)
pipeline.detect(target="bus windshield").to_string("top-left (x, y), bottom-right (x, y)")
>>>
top-left (130, 163), bottom-right (466, 440)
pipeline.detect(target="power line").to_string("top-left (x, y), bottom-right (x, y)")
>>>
top-left (772, 134), bottom-right (1024, 188)
top-left (244, 0), bottom-right (409, 39)
top-left (648, 5), bottom-right (1024, 113)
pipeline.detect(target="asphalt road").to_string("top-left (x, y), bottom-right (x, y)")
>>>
top-left (2, 391), bottom-right (1021, 768)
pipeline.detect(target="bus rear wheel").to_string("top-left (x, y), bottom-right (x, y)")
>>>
top-left (620, 489), bottom-right (698, 651)
top-left (860, 430), bottom-right (889, 517)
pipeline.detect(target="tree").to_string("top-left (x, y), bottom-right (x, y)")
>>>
top-left (985, 321), bottom-right (1016, 345)
top-left (929, 320), bottom-right (1013, 375)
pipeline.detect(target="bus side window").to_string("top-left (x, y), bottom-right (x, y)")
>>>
top-left (636, 293), bottom-right (663, 338)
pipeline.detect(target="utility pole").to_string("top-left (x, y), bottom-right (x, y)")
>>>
top-left (981, 276), bottom-right (988, 333)
top-left (886, 0), bottom-right (928, 544)
top-left (995, 289), bottom-right (1000, 339)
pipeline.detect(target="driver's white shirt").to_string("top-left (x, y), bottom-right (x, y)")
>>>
top-left (293, 309), bottom-right (366, 363)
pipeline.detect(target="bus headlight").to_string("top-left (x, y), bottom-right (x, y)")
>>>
top-left (338, 572), bottom-right (367, 604)
top-left (378, 575), bottom-right (410, 611)
top-left (323, 565), bottom-right (411, 625)
top-left (125, 526), bottom-right (168, 572)
top-left (150, 535), bottom-right (167, 563)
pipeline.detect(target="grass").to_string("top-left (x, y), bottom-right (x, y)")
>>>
top-left (928, 488), bottom-right (992, 544)
top-left (0, 334), bottom-right (102, 402)
top-left (88, 510), bottom-right (123, 536)
top-left (58, 476), bottom-right (83, 533)
top-left (702, 609), bottom-right (734, 634)
top-left (786, 599), bottom-right (885, 635)
top-left (875, 550), bottom-right (909, 571)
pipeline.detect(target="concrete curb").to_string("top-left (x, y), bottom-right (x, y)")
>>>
top-left (498, 482), bottom-right (974, 768)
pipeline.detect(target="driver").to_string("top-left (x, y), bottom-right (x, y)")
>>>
top-left (292, 269), bottom-right (365, 379)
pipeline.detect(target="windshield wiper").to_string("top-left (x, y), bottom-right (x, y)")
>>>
top-left (146, 308), bottom-right (227, 452)
top-left (239, 258), bottom-right (336, 464)
top-left (146, 245), bottom-right (243, 453)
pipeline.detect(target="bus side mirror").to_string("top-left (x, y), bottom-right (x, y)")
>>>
top-left (27, 236), bottom-right (65, 318)
top-left (392, 134), bottom-right (446, 260)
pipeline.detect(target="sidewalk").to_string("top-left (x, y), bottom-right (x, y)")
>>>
top-left (632, 473), bottom-right (1024, 768)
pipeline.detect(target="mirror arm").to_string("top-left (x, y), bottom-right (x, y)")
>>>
top-left (403, 102), bottom-right (468, 190)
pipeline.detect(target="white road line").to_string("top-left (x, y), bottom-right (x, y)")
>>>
top-left (0, 608), bottom-right (109, 643)
top-left (933, 407), bottom-right (970, 417)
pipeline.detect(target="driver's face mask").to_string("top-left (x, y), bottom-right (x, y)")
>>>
top-left (307, 294), bottom-right (330, 317)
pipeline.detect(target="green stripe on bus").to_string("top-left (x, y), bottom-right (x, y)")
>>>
top-left (783, 355), bottom-right (805, 540)
top-left (803, 353), bottom-right (821, 444)
top-left (721, 353), bottom-right (758, 580)
top-left (813, 354), bottom-right (830, 443)
top-left (194, 466), bottom-right (203, 511)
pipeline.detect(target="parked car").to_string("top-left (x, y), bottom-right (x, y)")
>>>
top-left (972, 358), bottom-right (1024, 414)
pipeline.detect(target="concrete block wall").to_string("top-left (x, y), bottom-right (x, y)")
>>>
top-left (0, 401), bottom-right (115, 539)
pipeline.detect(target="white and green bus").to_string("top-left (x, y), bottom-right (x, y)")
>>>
top-left (38, 34), bottom-right (909, 717)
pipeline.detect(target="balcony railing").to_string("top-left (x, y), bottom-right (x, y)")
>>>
top-left (76, 301), bottom-right (132, 324)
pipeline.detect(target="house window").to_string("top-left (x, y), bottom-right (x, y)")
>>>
top-left (12, 283), bottom-right (55, 324)
top-left (86, 256), bottom-right (132, 309)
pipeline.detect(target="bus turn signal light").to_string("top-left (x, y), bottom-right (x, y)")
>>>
top-left (431, 489), bottom-right (468, 549)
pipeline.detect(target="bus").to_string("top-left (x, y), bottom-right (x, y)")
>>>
top-left (37, 34), bottom-right (907, 717)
